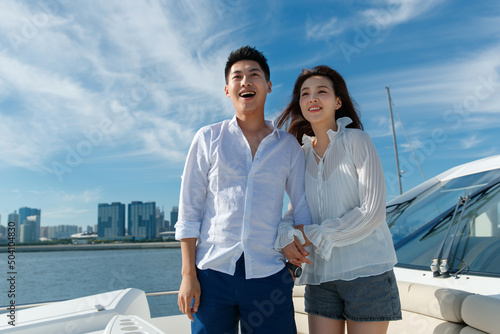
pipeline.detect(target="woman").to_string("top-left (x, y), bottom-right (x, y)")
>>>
top-left (276, 66), bottom-right (401, 334)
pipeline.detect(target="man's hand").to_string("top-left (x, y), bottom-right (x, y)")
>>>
top-left (178, 273), bottom-right (201, 322)
top-left (282, 236), bottom-right (311, 265)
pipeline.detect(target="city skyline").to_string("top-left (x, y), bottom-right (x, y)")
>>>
top-left (1, 1), bottom-right (499, 228)
top-left (0, 202), bottom-right (177, 237)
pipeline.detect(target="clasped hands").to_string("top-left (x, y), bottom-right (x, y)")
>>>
top-left (282, 224), bottom-right (312, 266)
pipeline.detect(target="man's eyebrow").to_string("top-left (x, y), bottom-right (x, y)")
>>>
top-left (230, 68), bottom-right (263, 75)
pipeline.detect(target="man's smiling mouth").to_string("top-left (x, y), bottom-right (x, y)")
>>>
top-left (240, 91), bottom-right (256, 98)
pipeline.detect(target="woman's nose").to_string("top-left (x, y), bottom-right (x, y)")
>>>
top-left (309, 96), bottom-right (318, 102)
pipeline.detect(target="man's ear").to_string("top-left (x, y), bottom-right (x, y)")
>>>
top-left (267, 81), bottom-right (272, 93)
top-left (225, 85), bottom-right (230, 97)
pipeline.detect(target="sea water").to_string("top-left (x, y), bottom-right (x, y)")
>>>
top-left (0, 247), bottom-right (182, 317)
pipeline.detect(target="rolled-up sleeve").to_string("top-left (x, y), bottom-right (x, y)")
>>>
top-left (274, 140), bottom-right (311, 250)
top-left (274, 207), bottom-right (306, 250)
top-left (175, 130), bottom-right (210, 240)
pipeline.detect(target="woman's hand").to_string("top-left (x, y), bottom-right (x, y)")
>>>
top-left (282, 236), bottom-right (311, 265)
top-left (294, 224), bottom-right (312, 246)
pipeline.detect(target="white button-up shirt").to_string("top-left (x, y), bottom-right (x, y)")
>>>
top-left (175, 117), bottom-right (311, 279)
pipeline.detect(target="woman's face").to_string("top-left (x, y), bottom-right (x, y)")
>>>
top-left (299, 75), bottom-right (341, 127)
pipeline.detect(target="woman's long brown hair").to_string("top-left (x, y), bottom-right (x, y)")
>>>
top-left (275, 66), bottom-right (363, 144)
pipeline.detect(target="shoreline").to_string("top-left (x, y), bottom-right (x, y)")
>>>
top-left (0, 241), bottom-right (180, 252)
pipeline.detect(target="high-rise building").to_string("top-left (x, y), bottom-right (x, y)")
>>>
top-left (128, 201), bottom-right (156, 239)
top-left (98, 202), bottom-right (125, 237)
top-left (170, 206), bottom-right (178, 231)
top-left (20, 215), bottom-right (38, 242)
top-left (49, 225), bottom-right (79, 239)
top-left (0, 214), bottom-right (4, 238)
top-left (40, 226), bottom-right (49, 239)
top-left (8, 211), bottom-right (20, 242)
top-left (19, 207), bottom-right (41, 242)
top-left (155, 207), bottom-right (166, 236)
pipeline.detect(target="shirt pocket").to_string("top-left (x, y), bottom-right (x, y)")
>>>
top-left (206, 164), bottom-right (246, 243)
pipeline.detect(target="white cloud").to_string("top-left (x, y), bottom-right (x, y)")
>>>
top-left (43, 207), bottom-right (90, 220)
top-left (362, 0), bottom-right (446, 27)
top-left (135, 112), bottom-right (196, 163)
top-left (460, 135), bottom-right (484, 150)
top-left (26, 188), bottom-right (102, 204)
top-left (0, 0), bottom-right (246, 173)
top-left (306, 0), bottom-right (445, 42)
top-left (306, 17), bottom-right (344, 40)
top-left (353, 44), bottom-right (500, 133)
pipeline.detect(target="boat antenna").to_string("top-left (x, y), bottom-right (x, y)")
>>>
top-left (386, 86), bottom-right (402, 195)
top-left (393, 103), bottom-right (426, 181)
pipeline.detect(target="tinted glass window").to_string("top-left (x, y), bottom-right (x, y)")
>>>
top-left (387, 169), bottom-right (500, 276)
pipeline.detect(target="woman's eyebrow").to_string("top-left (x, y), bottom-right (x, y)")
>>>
top-left (301, 85), bottom-right (330, 92)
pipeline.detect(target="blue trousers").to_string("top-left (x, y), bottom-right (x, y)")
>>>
top-left (192, 255), bottom-right (296, 334)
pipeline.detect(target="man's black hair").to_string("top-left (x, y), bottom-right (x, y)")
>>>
top-left (224, 45), bottom-right (270, 83)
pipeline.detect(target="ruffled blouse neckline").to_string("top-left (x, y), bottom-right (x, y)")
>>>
top-left (302, 117), bottom-right (353, 150)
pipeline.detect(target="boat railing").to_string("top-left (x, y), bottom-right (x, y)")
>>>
top-left (0, 290), bottom-right (180, 312)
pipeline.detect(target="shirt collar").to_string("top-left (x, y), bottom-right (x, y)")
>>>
top-left (229, 116), bottom-right (280, 139)
top-left (302, 117), bottom-right (352, 148)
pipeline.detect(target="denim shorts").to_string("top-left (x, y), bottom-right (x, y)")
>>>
top-left (304, 270), bottom-right (402, 322)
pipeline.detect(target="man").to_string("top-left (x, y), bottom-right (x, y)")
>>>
top-left (175, 46), bottom-right (311, 334)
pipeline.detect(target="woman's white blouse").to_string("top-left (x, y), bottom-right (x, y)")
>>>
top-left (298, 117), bottom-right (397, 284)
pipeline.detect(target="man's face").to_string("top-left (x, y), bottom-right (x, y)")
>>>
top-left (225, 60), bottom-right (272, 117)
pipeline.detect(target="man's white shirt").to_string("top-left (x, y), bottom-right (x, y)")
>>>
top-left (175, 116), bottom-right (311, 279)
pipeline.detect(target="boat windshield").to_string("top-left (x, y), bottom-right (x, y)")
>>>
top-left (387, 168), bottom-right (500, 277)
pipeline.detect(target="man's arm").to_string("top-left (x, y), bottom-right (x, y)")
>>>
top-left (277, 207), bottom-right (311, 265)
top-left (281, 139), bottom-right (313, 265)
top-left (175, 129), bottom-right (210, 320)
top-left (178, 238), bottom-right (199, 322)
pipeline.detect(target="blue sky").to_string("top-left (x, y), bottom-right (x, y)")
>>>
top-left (0, 0), bottom-right (499, 228)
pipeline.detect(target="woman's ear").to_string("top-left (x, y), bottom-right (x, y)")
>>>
top-left (335, 98), bottom-right (342, 110)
